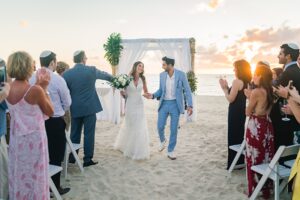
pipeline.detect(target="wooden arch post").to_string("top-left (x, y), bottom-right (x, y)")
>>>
top-left (189, 38), bottom-right (196, 72)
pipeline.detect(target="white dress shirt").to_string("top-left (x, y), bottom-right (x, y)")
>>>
top-left (29, 68), bottom-right (72, 117)
top-left (164, 73), bottom-right (176, 100)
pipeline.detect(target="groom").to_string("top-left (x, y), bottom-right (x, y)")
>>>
top-left (144, 56), bottom-right (193, 160)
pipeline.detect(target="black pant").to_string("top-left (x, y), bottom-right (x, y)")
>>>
top-left (45, 117), bottom-right (66, 189)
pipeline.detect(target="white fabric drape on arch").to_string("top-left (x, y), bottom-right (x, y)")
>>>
top-left (100, 38), bottom-right (196, 124)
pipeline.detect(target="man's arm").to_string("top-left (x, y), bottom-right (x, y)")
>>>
top-left (182, 72), bottom-right (193, 108)
top-left (58, 78), bottom-right (72, 111)
top-left (153, 74), bottom-right (162, 99)
top-left (93, 67), bottom-right (114, 82)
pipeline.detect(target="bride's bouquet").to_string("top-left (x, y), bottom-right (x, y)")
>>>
top-left (109, 74), bottom-right (132, 89)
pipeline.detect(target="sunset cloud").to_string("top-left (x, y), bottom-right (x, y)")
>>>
top-left (191, 0), bottom-right (224, 13)
top-left (19, 20), bottom-right (29, 28)
top-left (196, 25), bottom-right (300, 71)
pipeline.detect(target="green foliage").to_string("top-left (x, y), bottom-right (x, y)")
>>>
top-left (103, 33), bottom-right (123, 66)
top-left (186, 71), bottom-right (197, 94)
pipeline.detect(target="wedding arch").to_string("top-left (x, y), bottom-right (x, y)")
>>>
top-left (99, 38), bottom-right (197, 124)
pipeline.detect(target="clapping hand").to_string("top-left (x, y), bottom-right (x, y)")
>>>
top-left (273, 85), bottom-right (288, 99)
top-left (36, 67), bottom-right (50, 90)
top-left (244, 83), bottom-right (253, 99)
top-left (143, 92), bottom-right (153, 99)
top-left (219, 78), bottom-right (228, 90)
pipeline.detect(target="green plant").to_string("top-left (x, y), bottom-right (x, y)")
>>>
top-left (186, 71), bottom-right (197, 94)
top-left (103, 33), bottom-right (123, 75)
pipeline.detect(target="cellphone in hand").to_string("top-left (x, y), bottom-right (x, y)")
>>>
top-left (0, 61), bottom-right (6, 83)
top-left (289, 81), bottom-right (293, 89)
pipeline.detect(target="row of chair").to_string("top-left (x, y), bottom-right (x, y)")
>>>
top-left (50, 130), bottom-right (84, 199)
top-left (228, 117), bottom-right (299, 200)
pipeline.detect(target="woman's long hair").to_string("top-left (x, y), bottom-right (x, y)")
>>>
top-left (234, 59), bottom-right (252, 87)
top-left (129, 61), bottom-right (146, 85)
top-left (254, 62), bottom-right (273, 110)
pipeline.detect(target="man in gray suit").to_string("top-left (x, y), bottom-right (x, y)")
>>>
top-left (63, 50), bottom-right (113, 167)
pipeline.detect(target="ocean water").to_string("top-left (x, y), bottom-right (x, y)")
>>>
top-left (96, 74), bottom-right (235, 96)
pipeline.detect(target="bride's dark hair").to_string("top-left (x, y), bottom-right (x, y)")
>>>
top-left (129, 61), bottom-right (146, 85)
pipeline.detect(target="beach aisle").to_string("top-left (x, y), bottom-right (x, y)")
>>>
top-left (62, 96), bottom-right (248, 200)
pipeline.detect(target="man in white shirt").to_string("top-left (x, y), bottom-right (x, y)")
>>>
top-left (145, 57), bottom-right (193, 160)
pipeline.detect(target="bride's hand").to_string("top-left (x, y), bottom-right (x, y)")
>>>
top-left (120, 90), bottom-right (127, 98)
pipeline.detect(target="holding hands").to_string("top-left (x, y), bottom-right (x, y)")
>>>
top-left (143, 92), bottom-right (153, 99)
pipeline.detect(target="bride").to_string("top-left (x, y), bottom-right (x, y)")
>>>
top-left (114, 61), bottom-right (150, 160)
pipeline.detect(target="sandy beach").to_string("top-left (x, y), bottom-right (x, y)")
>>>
top-left (61, 96), bottom-right (249, 200)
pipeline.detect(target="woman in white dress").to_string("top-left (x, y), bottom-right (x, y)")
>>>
top-left (114, 61), bottom-right (150, 160)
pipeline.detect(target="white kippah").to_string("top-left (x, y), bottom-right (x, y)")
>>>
top-left (73, 50), bottom-right (83, 57)
top-left (40, 50), bottom-right (52, 58)
top-left (287, 43), bottom-right (299, 50)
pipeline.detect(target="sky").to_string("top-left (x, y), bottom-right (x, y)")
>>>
top-left (0, 0), bottom-right (299, 74)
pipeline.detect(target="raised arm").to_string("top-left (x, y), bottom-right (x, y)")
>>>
top-left (93, 67), bottom-right (114, 82)
top-left (27, 85), bottom-right (54, 117)
top-left (246, 89), bottom-right (259, 116)
top-left (222, 79), bottom-right (242, 103)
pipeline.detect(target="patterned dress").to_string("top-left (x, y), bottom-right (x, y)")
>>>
top-left (6, 87), bottom-right (49, 200)
top-left (245, 114), bottom-right (275, 198)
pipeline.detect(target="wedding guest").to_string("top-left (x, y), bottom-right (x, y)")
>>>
top-left (63, 50), bottom-right (113, 167)
top-left (271, 43), bottom-right (300, 150)
top-left (278, 85), bottom-right (300, 199)
top-left (29, 51), bottom-right (72, 195)
top-left (56, 61), bottom-right (70, 75)
top-left (272, 67), bottom-right (283, 85)
top-left (0, 57), bottom-right (10, 199)
top-left (244, 62), bottom-right (274, 198)
top-left (6, 51), bottom-right (54, 200)
top-left (219, 59), bottom-right (252, 170)
top-left (56, 61), bottom-right (71, 131)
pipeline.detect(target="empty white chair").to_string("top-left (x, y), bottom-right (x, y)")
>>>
top-left (63, 130), bottom-right (84, 179)
top-left (49, 164), bottom-right (63, 200)
top-left (249, 144), bottom-right (300, 200)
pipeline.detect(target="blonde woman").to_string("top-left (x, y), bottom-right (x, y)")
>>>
top-left (6, 51), bottom-right (53, 200)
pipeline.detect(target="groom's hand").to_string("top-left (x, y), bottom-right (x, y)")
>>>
top-left (187, 107), bottom-right (193, 116)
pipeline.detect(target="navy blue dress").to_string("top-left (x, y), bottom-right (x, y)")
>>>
top-left (227, 87), bottom-right (246, 169)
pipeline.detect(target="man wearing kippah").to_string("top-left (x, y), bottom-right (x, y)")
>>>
top-left (271, 43), bottom-right (300, 151)
top-left (63, 50), bottom-right (113, 167)
top-left (29, 50), bottom-right (72, 195)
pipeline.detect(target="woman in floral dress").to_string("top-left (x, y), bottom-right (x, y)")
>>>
top-left (6, 51), bottom-right (54, 200)
top-left (244, 61), bottom-right (275, 199)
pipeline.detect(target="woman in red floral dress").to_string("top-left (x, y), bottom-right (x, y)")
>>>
top-left (244, 61), bottom-right (275, 199)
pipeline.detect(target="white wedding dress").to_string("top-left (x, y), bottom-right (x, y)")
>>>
top-left (114, 78), bottom-right (150, 160)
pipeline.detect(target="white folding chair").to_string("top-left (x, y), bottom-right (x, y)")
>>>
top-left (49, 164), bottom-right (63, 200)
top-left (63, 130), bottom-right (84, 179)
top-left (228, 117), bottom-right (249, 173)
top-left (249, 144), bottom-right (300, 200)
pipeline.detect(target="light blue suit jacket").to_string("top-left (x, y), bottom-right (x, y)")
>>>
top-left (153, 69), bottom-right (193, 114)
